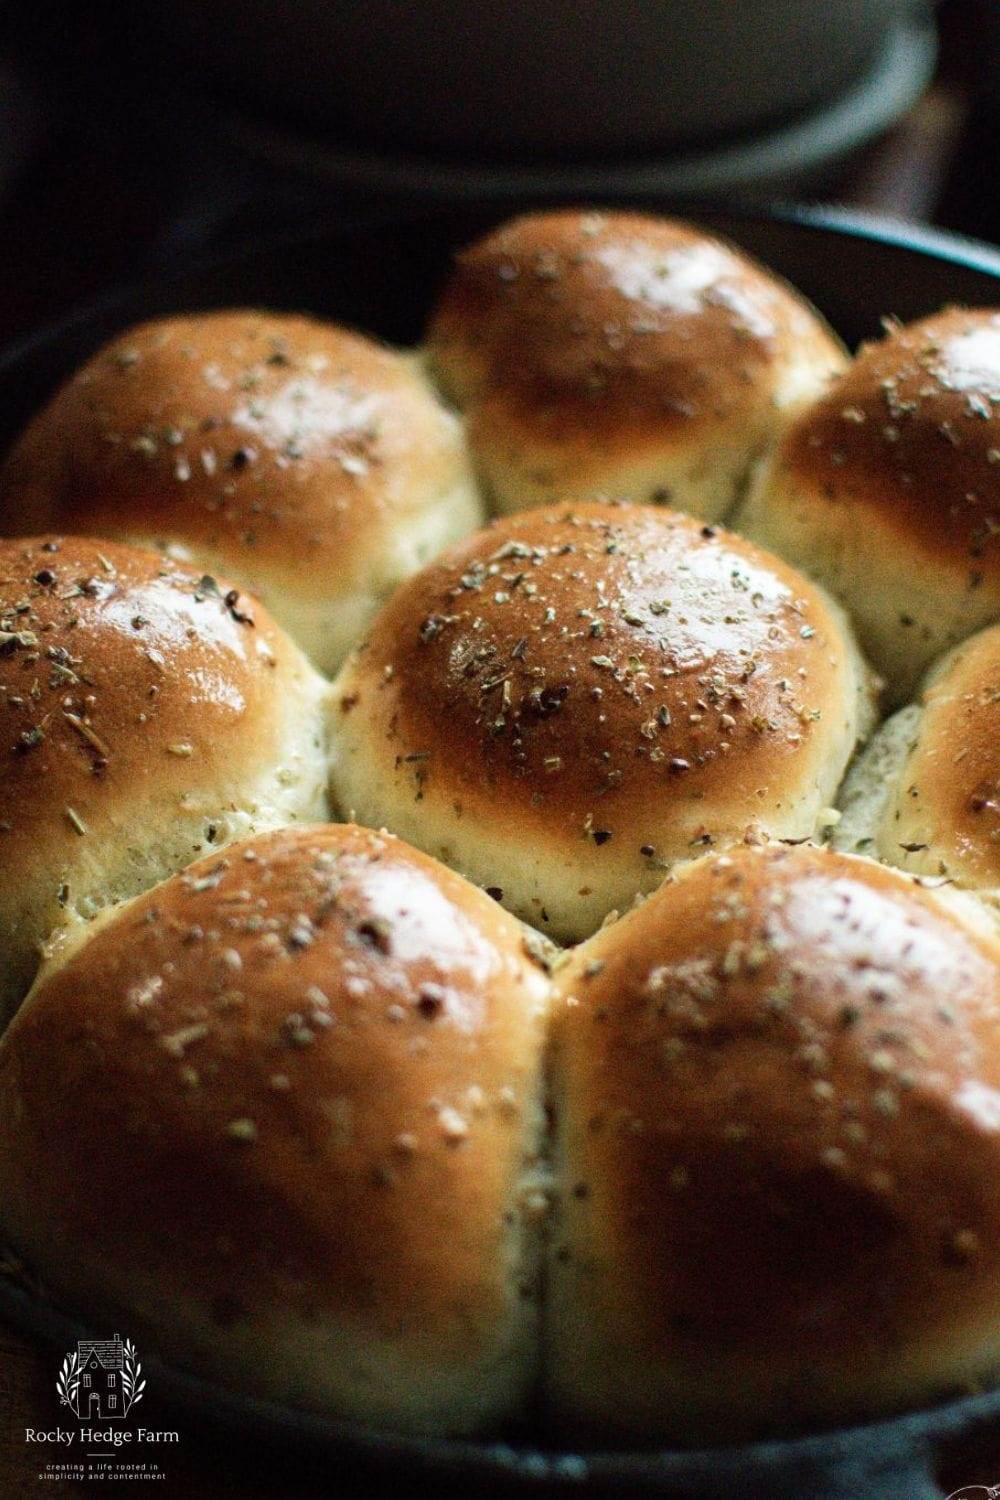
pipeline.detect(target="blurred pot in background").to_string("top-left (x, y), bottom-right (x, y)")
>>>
top-left (144, 0), bottom-right (923, 158)
top-left (130, 0), bottom-right (936, 201)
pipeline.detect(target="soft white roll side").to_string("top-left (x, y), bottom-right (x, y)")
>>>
top-left (834, 623), bottom-right (1000, 908)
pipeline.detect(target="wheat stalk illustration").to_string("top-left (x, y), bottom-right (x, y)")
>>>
top-left (121, 1340), bottom-right (146, 1414)
top-left (56, 1351), bottom-right (81, 1415)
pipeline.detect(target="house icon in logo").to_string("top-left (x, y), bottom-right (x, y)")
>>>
top-left (76, 1336), bottom-right (125, 1421)
top-left (56, 1333), bottom-right (146, 1422)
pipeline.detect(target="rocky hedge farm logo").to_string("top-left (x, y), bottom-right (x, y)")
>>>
top-left (24, 1332), bottom-right (176, 1476)
top-left (56, 1335), bottom-right (145, 1422)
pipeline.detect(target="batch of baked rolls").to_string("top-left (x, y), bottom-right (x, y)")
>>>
top-left (1, 208), bottom-right (1000, 1446)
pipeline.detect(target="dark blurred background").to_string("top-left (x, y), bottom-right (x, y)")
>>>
top-left (0, 0), bottom-right (998, 345)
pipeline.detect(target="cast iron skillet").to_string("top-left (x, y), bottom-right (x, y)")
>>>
top-left (2, 203), bottom-right (1000, 1499)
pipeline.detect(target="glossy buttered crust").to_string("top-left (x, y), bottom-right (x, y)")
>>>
top-left (740, 308), bottom-right (1000, 700)
top-left (835, 623), bottom-right (1000, 892)
top-left (0, 310), bottom-right (483, 673)
top-left (0, 824), bottom-right (551, 1434)
top-left (0, 535), bottom-right (329, 1013)
top-left (330, 502), bottom-right (872, 941)
top-left (427, 209), bottom-right (846, 516)
top-left (3, 220), bottom-right (1000, 1447)
top-left (548, 844), bottom-right (1000, 1440)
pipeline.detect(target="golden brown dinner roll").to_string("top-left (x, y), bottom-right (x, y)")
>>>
top-left (834, 623), bottom-right (1000, 898)
top-left (0, 824), bottom-right (551, 1434)
top-left (426, 209), bottom-right (845, 518)
top-left (740, 308), bottom-right (1000, 702)
top-left (0, 310), bottom-right (483, 674)
top-left (330, 502), bottom-right (873, 942)
top-left (548, 844), bottom-right (1000, 1441)
top-left (0, 535), bottom-right (329, 1015)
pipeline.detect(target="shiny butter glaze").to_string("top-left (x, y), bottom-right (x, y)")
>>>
top-left (783, 308), bottom-right (1000, 571)
top-left (0, 534), bottom-right (301, 859)
top-left (429, 209), bottom-right (840, 437)
top-left (334, 503), bottom-right (861, 859)
top-left (0, 534), bottom-right (328, 1011)
top-left (549, 845), bottom-right (1000, 1435)
top-left (0, 824), bottom-right (550, 1346)
top-left (0, 311), bottom-right (478, 662)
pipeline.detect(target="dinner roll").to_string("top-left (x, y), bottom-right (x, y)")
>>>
top-left (0, 310), bottom-right (483, 674)
top-left (329, 502), bottom-right (874, 942)
top-left (739, 308), bottom-right (1000, 702)
top-left (548, 844), bottom-right (1000, 1441)
top-left (834, 623), bottom-right (1000, 899)
top-left (0, 824), bottom-right (551, 1435)
top-left (0, 536), bottom-right (328, 1016)
top-left (426, 209), bottom-right (845, 518)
